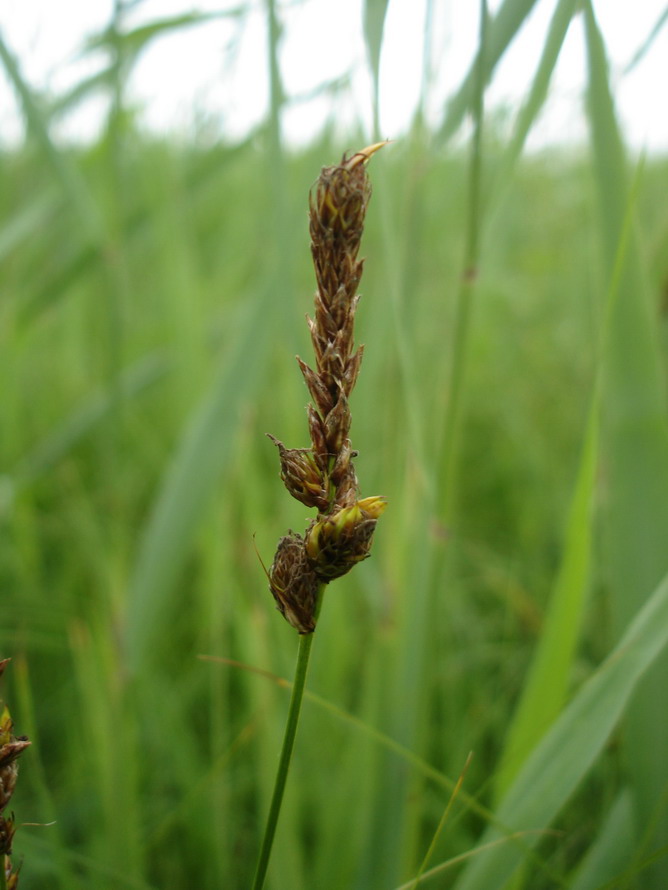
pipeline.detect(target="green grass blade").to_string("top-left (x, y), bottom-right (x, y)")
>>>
top-left (495, 42), bottom-right (646, 798)
top-left (624, 4), bottom-right (668, 73)
top-left (436, 0), bottom-right (541, 144)
top-left (453, 569), bottom-right (668, 890)
top-left (363, 0), bottom-right (391, 138)
top-left (494, 401), bottom-right (597, 796)
top-left (200, 655), bottom-right (499, 825)
top-left (124, 296), bottom-right (270, 675)
top-left (436, 0), bottom-right (488, 522)
top-left (264, 0), bottom-right (284, 163)
top-left (0, 191), bottom-right (59, 262)
top-left (16, 242), bottom-right (99, 325)
top-left (569, 790), bottom-right (634, 890)
top-left (17, 833), bottom-right (158, 890)
top-left (584, 3), bottom-right (668, 880)
top-left (12, 353), bottom-right (168, 489)
top-left (487, 0), bottom-right (579, 210)
top-left (0, 34), bottom-right (105, 245)
top-left (83, 10), bottom-right (240, 59)
top-left (0, 27), bottom-right (127, 435)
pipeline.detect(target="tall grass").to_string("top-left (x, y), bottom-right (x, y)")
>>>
top-left (1, 1), bottom-right (668, 888)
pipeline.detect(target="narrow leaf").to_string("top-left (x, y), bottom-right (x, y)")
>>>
top-left (488, 0), bottom-right (579, 210)
top-left (437, 0), bottom-right (541, 144)
top-left (569, 790), bottom-right (634, 890)
top-left (584, 2), bottom-right (668, 878)
top-left (495, 403), bottom-right (597, 795)
top-left (454, 570), bottom-right (668, 890)
top-left (12, 354), bottom-right (169, 489)
top-left (0, 33), bottom-right (105, 245)
top-left (363, 0), bottom-right (391, 136)
top-left (83, 10), bottom-right (242, 58)
top-left (124, 296), bottom-right (270, 674)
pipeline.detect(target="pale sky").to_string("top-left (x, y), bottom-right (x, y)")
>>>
top-left (1, 0), bottom-right (666, 152)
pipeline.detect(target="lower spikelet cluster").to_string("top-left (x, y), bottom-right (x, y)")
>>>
top-left (266, 144), bottom-right (388, 633)
top-left (0, 660), bottom-right (30, 889)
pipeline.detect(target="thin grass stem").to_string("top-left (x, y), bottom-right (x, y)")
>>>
top-left (437, 0), bottom-right (487, 522)
top-left (410, 752), bottom-right (473, 889)
top-left (251, 585), bottom-right (326, 890)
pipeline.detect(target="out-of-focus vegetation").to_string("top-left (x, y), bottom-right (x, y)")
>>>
top-left (1, 1), bottom-right (668, 888)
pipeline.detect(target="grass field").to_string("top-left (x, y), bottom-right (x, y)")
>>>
top-left (2, 2), bottom-right (668, 888)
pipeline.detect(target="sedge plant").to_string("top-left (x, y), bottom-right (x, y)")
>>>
top-left (252, 143), bottom-right (388, 889)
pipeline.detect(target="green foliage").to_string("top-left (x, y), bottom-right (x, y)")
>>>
top-left (1, 2), bottom-right (668, 888)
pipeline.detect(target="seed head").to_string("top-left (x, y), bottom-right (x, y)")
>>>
top-left (305, 497), bottom-right (388, 581)
top-left (265, 144), bottom-right (388, 631)
top-left (268, 533), bottom-right (320, 634)
top-left (267, 435), bottom-right (330, 511)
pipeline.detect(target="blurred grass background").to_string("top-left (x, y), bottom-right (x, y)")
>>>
top-left (2, 1), bottom-right (668, 887)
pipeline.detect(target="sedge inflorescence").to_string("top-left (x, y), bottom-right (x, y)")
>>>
top-left (267, 144), bottom-right (388, 633)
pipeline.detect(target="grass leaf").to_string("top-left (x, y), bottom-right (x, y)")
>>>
top-left (124, 297), bottom-right (270, 674)
top-left (454, 569), bottom-right (668, 890)
top-left (584, 2), bottom-right (668, 878)
top-left (363, 0), bottom-right (391, 137)
top-left (487, 0), bottom-right (579, 210)
top-left (569, 790), bottom-right (634, 890)
top-left (494, 402), bottom-right (597, 796)
top-left (437, 0), bottom-right (542, 144)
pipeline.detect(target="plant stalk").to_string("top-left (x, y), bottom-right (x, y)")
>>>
top-left (251, 585), bottom-right (326, 890)
top-left (437, 0), bottom-right (487, 524)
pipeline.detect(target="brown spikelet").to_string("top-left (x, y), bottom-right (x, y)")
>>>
top-left (342, 345), bottom-right (364, 397)
top-left (266, 435), bottom-right (330, 511)
top-left (307, 404), bottom-right (329, 472)
top-left (305, 497), bottom-right (388, 581)
top-left (296, 358), bottom-right (334, 417)
top-left (268, 533), bottom-right (319, 634)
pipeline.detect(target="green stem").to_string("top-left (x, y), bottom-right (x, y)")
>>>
top-left (0, 854), bottom-right (7, 890)
top-left (437, 0), bottom-right (487, 524)
top-left (251, 585), bottom-right (326, 890)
